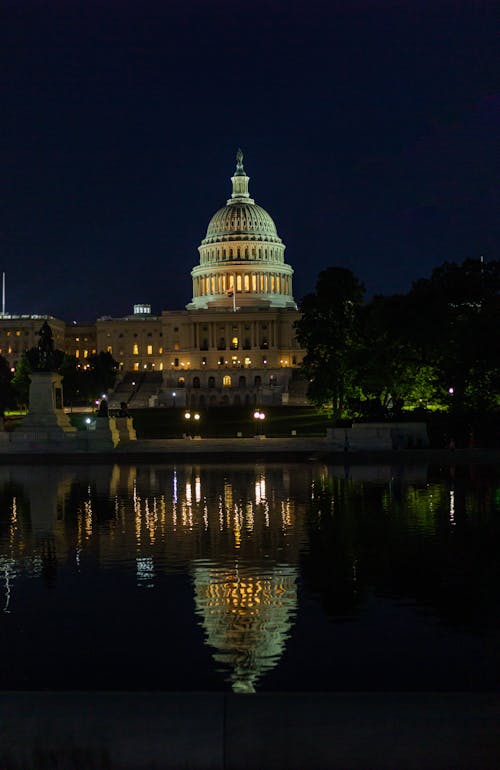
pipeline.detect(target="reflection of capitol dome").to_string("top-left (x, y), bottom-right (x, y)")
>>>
top-left (193, 560), bottom-right (297, 693)
top-left (188, 149), bottom-right (297, 311)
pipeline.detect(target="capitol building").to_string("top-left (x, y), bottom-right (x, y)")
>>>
top-left (0, 151), bottom-right (305, 407)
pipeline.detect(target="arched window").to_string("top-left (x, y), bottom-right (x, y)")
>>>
top-left (193, 376), bottom-right (200, 388)
top-left (238, 375), bottom-right (246, 387)
top-left (223, 375), bottom-right (231, 388)
top-left (254, 375), bottom-right (261, 387)
top-left (177, 377), bottom-right (185, 388)
top-left (231, 336), bottom-right (239, 350)
top-left (208, 376), bottom-right (215, 388)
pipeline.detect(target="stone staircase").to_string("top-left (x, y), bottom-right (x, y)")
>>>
top-left (108, 372), bottom-right (163, 409)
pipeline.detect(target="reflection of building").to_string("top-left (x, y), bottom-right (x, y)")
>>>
top-left (193, 561), bottom-right (297, 692)
top-left (0, 151), bottom-right (306, 406)
top-left (0, 462), bottom-right (308, 692)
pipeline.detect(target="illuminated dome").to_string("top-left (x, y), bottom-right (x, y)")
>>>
top-left (187, 150), bottom-right (296, 310)
top-left (203, 204), bottom-right (281, 245)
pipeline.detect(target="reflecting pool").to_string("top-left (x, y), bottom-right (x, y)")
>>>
top-left (0, 462), bottom-right (498, 692)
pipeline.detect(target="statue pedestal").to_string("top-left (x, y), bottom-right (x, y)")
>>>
top-left (11, 372), bottom-right (77, 447)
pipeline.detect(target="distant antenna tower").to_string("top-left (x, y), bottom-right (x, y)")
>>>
top-left (1, 273), bottom-right (5, 317)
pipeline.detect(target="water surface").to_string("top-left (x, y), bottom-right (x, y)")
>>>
top-left (0, 461), bottom-right (498, 692)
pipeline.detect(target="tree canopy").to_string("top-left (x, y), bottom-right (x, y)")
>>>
top-left (296, 258), bottom-right (500, 417)
top-left (295, 267), bottom-right (365, 414)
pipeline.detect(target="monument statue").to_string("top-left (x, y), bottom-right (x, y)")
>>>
top-left (26, 321), bottom-right (63, 372)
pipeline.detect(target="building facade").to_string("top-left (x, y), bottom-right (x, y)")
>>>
top-left (0, 151), bottom-right (305, 406)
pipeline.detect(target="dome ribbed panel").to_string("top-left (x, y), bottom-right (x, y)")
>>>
top-left (202, 204), bottom-right (282, 245)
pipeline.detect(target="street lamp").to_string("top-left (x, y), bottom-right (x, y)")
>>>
top-left (184, 411), bottom-right (200, 438)
top-left (172, 391), bottom-right (176, 407)
top-left (253, 410), bottom-right (266, 437)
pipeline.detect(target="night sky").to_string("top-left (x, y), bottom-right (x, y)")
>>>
top-left (1, 0), bottom-right (498, 322)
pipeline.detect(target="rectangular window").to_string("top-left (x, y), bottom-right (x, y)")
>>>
top-left (133, 362), bottom-right (139, 371)
top-left (75, 350), bottom-right (80, 358)
top-left (107, 346), bottom-right (112, 354)
top-left (158, 346), bottom-right (163, 354)
top-left (147, 345), bottom-right (153, 355)
top-left (83, 350), bottom-right (88, 358)
top-left (133, 344), bottom-right (139, 355)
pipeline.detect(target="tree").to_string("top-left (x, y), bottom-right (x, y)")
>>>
top-left (11, 355), bottom-right (32, 409)
top-left (406, 258), bottom-right (500, 412)
top-left (295, 267), bottom-right (365, 415)
top-left (0, 355), bottom-right (15, 414)
top-left (87, 351), bottom-right (118, 395)
top-left (355, 294), bottom-right (442, 416)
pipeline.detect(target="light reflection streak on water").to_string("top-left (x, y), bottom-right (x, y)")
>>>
top-left (245, 501), bottom-right (254, 532)
top-left (10, 497), bottom-right (17, 547)
top-left (84, 500), bottom-right (92, 539)
top-left (233, 505), bottom-right (241, 549)
top-left (173, 469), bottom-right (178, 504)
top-left (1, 557), bottom-right (15, 613)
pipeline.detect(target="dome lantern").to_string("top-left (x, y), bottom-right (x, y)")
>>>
top-left (228, 148), bottom-right (254, 204)
top-left (187, 151), bottom-right (297, 311)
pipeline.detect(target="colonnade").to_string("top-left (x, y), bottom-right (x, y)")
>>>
top-left (193, 318), bottom-right (279, 349)
top-left (193, 271), bottom-right (292, 298)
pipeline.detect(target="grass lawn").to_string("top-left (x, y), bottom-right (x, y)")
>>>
top-left (70, 406), bottom-right (332, 439)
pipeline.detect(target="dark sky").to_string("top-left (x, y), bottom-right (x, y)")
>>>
top-left (1, 0), bottom-right (498, 322)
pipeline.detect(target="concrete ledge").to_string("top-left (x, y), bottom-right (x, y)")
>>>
top-left (0, 692), bottom-right (498, 770)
